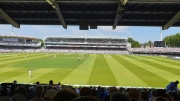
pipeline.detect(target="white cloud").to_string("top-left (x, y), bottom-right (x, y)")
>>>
top-left (98, 26), bottom-right (129, 32)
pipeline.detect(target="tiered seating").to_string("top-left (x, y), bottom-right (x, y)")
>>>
top-left (128, 48), bottom-right (180, 53)
top-left (44, 37), bottom-right (128, 54)
top-left (0, 81), bottom-right (178, 101)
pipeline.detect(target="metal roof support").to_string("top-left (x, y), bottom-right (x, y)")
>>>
top-left (113, 3), bottom-right (124, 29)
top-left (0, 8), bottom-right (20, 28)
top-left (119, 0), bottom-right (128, 5)
top-left (162, 11), bottom-right (180, 30)
top-left (46, 0), bottom-right (67, 29)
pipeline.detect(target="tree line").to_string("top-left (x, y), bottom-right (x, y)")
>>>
top-left (163, 33), bottom-right (180, 47)
top-left (127, 33), bottom-right (180, 48)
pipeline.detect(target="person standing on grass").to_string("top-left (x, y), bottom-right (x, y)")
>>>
top-left (29, 70), bottom-right (32, 77)
top-left (166, 80), bottom-right (179, 94)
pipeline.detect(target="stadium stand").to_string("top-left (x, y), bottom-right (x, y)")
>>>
top-left (128, 48), bottom-right (180, 56)
top-left (44, 37), bottom-right (129, 54)
top-left (0, 35), bottom-right (42, 53)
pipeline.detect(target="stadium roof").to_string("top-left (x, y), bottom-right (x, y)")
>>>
top-left (0, 0), bottom-right (180, 30)
top-left (45, 36), bottom-right (127, 39)
top-left (0, 35), bottom-right (39, 40)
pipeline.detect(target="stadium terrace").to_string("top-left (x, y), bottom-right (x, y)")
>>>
top-left (0, 35), bottom-right (180, 101)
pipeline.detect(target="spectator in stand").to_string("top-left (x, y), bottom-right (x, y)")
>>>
top-left (139, 90), bottom-right (149, 101)
top-left (154, 96), bottom-right (168, 101)
top-left (12, 87), bottom-right (28, 101)
top-left (52, 88), bottom-right (79, 101)
top-left (91, 89), bottom-right (98, 99)
top-left (128, 89), bottom-right (140, 101)
top-left (166, 80), bottom-right (179, 94)
top-left (102, 87), bottom-right (119, 101)
top-left (51, 86), bottom-right (58, 91)
top-left (149, 90), bottom-right (156, 101)
top-left (155, 89), bottom-right (173, 101)
top-left (36, 81), bottom-right (40, 85)
top-left (79, 87), bottom-right (92, 96)
top-left (29, 85), bottom-right (45, 101)
top-left (174, 91), bottom-right (180, 101)
top-left (57, 82), bottom-right (61, 89)
top-left (13, 80), bottom-right (17, 84)
top-left (156, 89), bottom-right (166, 97)
top-left (110, 93), bottom-right (130, 101)
top-left (71, 96), bottom-right (99, 101)
top-left (48, 80), bottom-right (54, 89)
top-left (44, 88), bottom-right (57, 101)
top-left (98, 87), bottom-right (108, 100)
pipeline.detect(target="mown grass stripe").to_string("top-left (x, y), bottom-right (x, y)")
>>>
top-left (0, 53), bottom-right (49, 68)
top-left (144, 55), bottom-right (180, 66)
top-left (134, 55), bottom-right (180, 70)
top-left (126, 55), bottom-right (180, 76)
top-left (105, 54), bottom-right (148, 87)
top-left (30, 54), bottom-right (90, 84)
top-left (0, 67), bottom-right (22, 73)
top-left (0, 68), bottom-right (28, 82)
top-left (88, 54), bottom-right (118, 86)
top-left (124, 55), bottom-right (180, 85)
top-left (2, 68), bottom-right (57, 83)
top-left (112, 55), bottom-right (169, 87)
top-left (0, 54), bottom-right (51, 81)
top-left (61, 54), bottom-right (96, 85)
top-left (0, 53), bottom-right (43, 61)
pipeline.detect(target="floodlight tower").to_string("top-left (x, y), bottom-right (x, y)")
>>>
top-left (160, 27), bottom-right (162, 41)
top-left (11, 26), bottom-right (14, 36)
top-left (85, 30), bottom-right (87, 51)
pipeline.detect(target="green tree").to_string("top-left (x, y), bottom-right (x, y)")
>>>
top-left (127, 37), bottom-right (141, 48)
top-left (163, 33), bottom-right (180, 47)
top-left (41, 41), bottom-right (44, 47)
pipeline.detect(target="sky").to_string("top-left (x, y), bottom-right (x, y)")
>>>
top-left (0, 25), bottom-right (179, 43)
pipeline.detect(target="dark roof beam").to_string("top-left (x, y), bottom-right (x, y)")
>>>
top-left (113, 3), bottom-right (124, 29)
top-left (0, 8), bottom-right (20, 28)
top-left (46, 0), bottom-right (67, 29)
top-left (162, 11), bottom-right (180, 30)
top-left (55, 3), bottom-right (67, 29)
top-left (0, 0), bottom-right (45, 2)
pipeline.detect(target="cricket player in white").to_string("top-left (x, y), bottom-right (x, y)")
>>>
top-left (29, 70), bottom-right (32, 77)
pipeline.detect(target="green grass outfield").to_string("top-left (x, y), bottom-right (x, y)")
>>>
top-left (0, 53), bottom-right (180, 88)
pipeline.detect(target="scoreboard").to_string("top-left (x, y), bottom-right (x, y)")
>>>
top-left (154, 41), bottom-right (165, 47)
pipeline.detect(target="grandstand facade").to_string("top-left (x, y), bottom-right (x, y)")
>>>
top-left (44, 37), bottom-right (129, 54)
top-left (0, 35), bottom-right (42, 53)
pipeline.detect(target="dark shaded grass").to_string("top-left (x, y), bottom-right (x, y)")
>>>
top-left (88, 54), bottom-right (118, 86)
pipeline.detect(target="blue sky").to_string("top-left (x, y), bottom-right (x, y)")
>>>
top-left (0, 25), bottom-right (179, 43)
